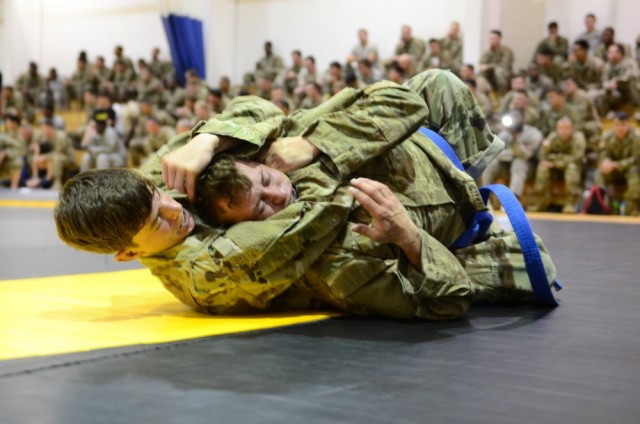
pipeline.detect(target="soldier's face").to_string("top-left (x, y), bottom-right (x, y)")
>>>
top-left (124, 189), bottom-right (196, 258)
top-left (556, 120), bottom-right (574, 140)
top-left (613, 120), bottom-right (629, 139)
top-left (213, 161), bottom-right (296, 224)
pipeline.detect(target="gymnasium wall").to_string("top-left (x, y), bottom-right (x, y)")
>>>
top-left (1, 0), bottom-right (639, 87)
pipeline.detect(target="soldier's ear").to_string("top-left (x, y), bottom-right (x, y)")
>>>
top-left (114, 249), bottom-right (143, 262)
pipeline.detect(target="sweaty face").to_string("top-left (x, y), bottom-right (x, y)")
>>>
top-left (130, 189), bottom-right (196, 256)
top-left (215, 161), bottom-right (295, 224)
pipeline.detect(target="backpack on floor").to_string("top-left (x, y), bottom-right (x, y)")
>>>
top-left (583, 185), bottom-right (611, 215)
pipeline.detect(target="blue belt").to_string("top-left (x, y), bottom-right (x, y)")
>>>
top-left (419, 127), bottom-right (562, 306)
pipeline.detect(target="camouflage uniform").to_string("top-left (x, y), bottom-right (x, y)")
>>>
top-left (480, 46), bottom-right (514, 93)
top-left (525, 75), bottom-right (553, 102)
top-left (483, 125), bottom-right (543, 197)
top-left (136, 76), bottom-right (164, 107)
top-left (139, 70), bottom-right (555, 319)
top-left (440, 36), bottom-right (463, 72)
top-left (394, 38), bottom-right (426, 67)
top-left (532, 131), bottom-right (586, 211)
top-left (533, 36), bottom-right (569, 63)
top-left (0, 130), bottom-right (26, 181)
top-left (539, 62), bottom-right (565, 85)
top-left (35, 129), bottom-right (76, 188)
top-left (595, 128), bottom-right (640, 215)
top-left (80, 127), bottom-right (126, 171)
top-left (566, 89), bottom-right (601, 150)
top-left (568, 56), bottom-right (603, 91)
top-left (599, 57), bottom-right (640, 111)
top-left (257, 54), bottom-right (284, 80)
top-left (143, 126), bottom-right (176, 157)
top-left (539, 103), bottom-right (583, 137)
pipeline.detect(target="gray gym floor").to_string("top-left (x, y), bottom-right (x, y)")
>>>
top-left (1, 188), bottom-right (639, 424)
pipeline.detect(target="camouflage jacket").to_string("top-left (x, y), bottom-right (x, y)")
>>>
top-left (598, 128), bottom-right (640, 171)
top-left (540, 131), bottom-right (586, 169)
top-left (140, 71), bottom-right (498, 319)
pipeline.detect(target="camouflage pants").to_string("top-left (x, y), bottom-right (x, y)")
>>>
top-left (404, 69), bottom-right (505, 177)
top-left (595, 167), bottom-right (640, 203)
top-left (534, 163), bottom-right (582, 201)
top-left (454, 229), bottom-right (557, 304)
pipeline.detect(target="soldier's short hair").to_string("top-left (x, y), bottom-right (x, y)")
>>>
top-left (613, 43), bottom-right (625, 56)
top-left (55, 169), bottom-right (155, 254)
top-left (197, 154), bottom-right (252, 226)
top-left (574, 39), bottom-right (590, 51)
top-left (537, 47), bottom-right (553, 57)
top-left (490, 29), bottom-right (502, 38)
top-left (548, 21), bottom-right (558, 30)
top-left (613, 111), bottom-right (629, 121)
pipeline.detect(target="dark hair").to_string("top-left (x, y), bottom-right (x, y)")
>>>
top-left (614, 43), bottom-right (625, 56)
top-left (548, 21), bottom-right (558, 30)
top-left (55, 169), bottom-right (154, 253)
top-left (389, 61), bottom-right (405, 76)
top-left (613, 111), bottom-right (629, 121)
top-left (490, 29), bottom-right (502, 38)
top-left (463, 78), bottom-right (477, 89)
top-left (305, 56), bottom-right (316, 65)
top-left (358, 58), bottom-right (372, 69)
top-left (574, 39), bottom-right (590, 51)
top-left (537, 47), bottom-right (553, 57)
top-left (548, 86), bottom-right (565, 96)
top-left (428, 38), bottom-right (440, 44)
top-left (196, 154), bottom-right (252, 226)
top-left (586, 13), bottom-right (596, 19)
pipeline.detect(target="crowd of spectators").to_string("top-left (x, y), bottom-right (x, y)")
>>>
top-left (1, 13), bottom-right (639, 214)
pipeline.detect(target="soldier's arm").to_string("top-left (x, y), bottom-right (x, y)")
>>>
top-left (299, 81), bottom-right (429, 179)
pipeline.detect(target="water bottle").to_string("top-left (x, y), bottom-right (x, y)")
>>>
top-left (612, 200), bottom-right (620, 215)
top-left (620, 201), bottom-right (627, 216)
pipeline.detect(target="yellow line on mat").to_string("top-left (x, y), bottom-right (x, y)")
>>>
top-left (0, 269), bottom-right (337, 361)
top-left (0, 199), bottom-right (56, 209)
top-left (526, 212), bottom-right (640, 225)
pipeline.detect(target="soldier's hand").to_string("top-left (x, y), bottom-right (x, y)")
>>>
top-left (262, 136), bottom-right (320, 173)
top-left (162, 133), bottom-right (218, 202)
top-left (349, 178), bottom-right (421, 256)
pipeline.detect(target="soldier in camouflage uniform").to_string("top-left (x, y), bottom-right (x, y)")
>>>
top-left (532, 22), bottom-right (568, 64)
top-left (0, 115), bottom-right (26, 189)
top-left (27, 120), bottom-right (75, 189)
top-left (530, 117), bottom-right (586, 213)
top-left (539, 87), bottom-right (583, 137)
top-left (596, 44), bottom-right (639, 114)
top-left (393, 25), bottom-right (426, 72)
top-left (440, 22), bottom-right (463, 73)
top-left (595, 112), bottom-right (640, 216)
top-left (562, 76), bottom-right (601, 151)
top-left (55, 70), bottom-right (556, 319)
top-left (479, 30), bottom-right (514, 94)
top-left (568, 40), bottom-right (603, 92)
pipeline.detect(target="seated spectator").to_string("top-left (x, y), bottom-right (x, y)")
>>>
top-left (110, 59), bottom-right (135, 99)
top-left (347, 29), bottom-right (379, 68)
top-left (440, 21), bottom-right (463, 73)
top-left (207, 89), bottom-right (226, 115)
top-left (299, 82), bottom-right (324, 109)
top-left (184, 69), bottom-right (209, 100)
top-left (218, 76), bottom-right (234, 101)
top-left (479, 30), bottom-right (514, 94)
top-left (162, 74), bottom-right (187, 113)
top-left (568, 39), bottom-right (604, 92)
top-left (562, 76), bottom-right (601, 151)
top-left (594, 27), bottom-right (632, 63)
top-left (595, 112), bottom-right (640, 216)
top-left (535, 47), bottom-right (563, 84)
top-left (464, 79), bottom-right (492, 121)
top-left (112, 45), bottom-right (136, 77)
top-left (392, 25), bottom-right (425, 70)
top-left (148, 47), bottom-right (174, 80)
top-left (357, 59), bottom-right (381, 85)
top-left (0, 114), bottom-right (25, 189)
top-left (460, 63), bottom-right (491, 96)
top-left (499, 73), bottom-right (541, 114)
top-left (26, 119), bottom-right (75, 189)
top-left (482, 109), bottom-right (543, 200)
top-left (66, 55), bottom-right (93, 106)
top-left (92, 56), bottom-right (111, 89)
top-left (40, 102), bottom-right (66, 131)
top-left (539, 87), bottom-right (582, 137)
top-left (386, 61), bottom-right (406, 85)
top-left (595, 43), bottom-right (639, 114)
top-left (255, 74), bottom-right (274, 100)
top-left (80, 111), bottom-right (126, 171)
top-left (15, 62), bottom-right (45, 108)
top-left (530, 117), bottom-right (586, 213)
top-left (507, 89), bottom-right (541, 128)
top-left (533, 22), bottom-right (569, 64)
top-left (577, 13), bottom-right (601, 54)
top-left (256, 41), bottom-right (284, 81)
top-left (2, 86), bottom-right (27, 115)
top-left (139, 117), bottom-right (176, 162)
top-left (323, 62), bottom-right (344, 96)
top-left (136, 66), bottom-right (164, 107)
top-left (45, 68), bottom-right (66, 109)
top-left (193, 100), bottom-right (212, 122)
top-left (419, 39), bottom-right (449, 71)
